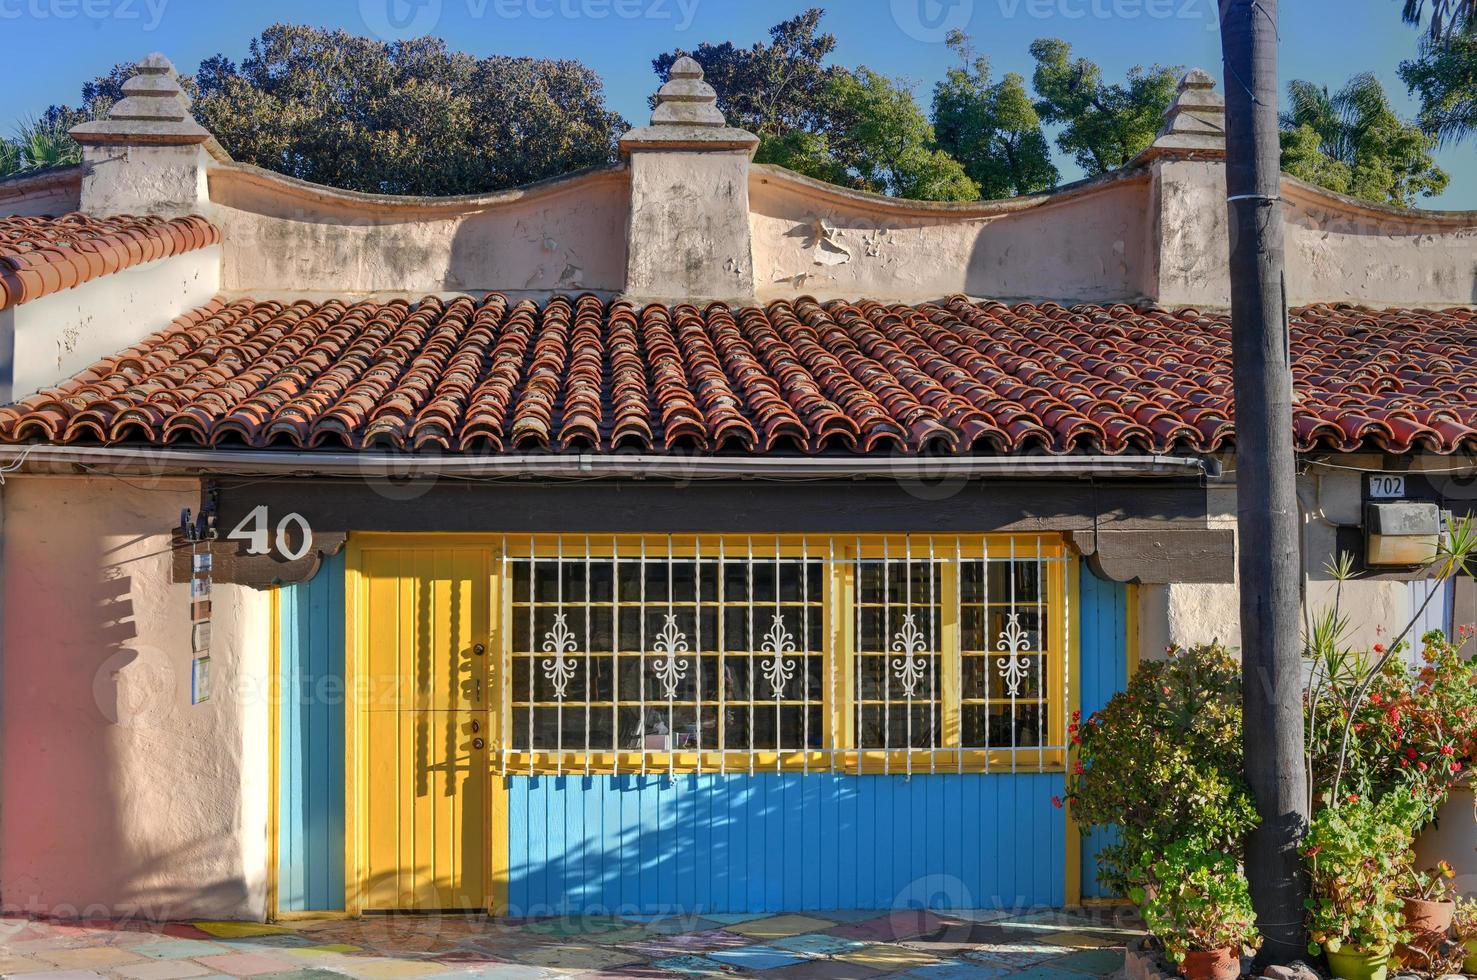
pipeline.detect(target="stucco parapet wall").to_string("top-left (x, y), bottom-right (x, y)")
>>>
top-left (750, 164), bottom-right (1154, 305)
top-left (0, 166), bottom-right (83, 218)
top-left (1281, 174), bottom-right (1477, 307)
top-left (205, 161), bottom-right (630, 295)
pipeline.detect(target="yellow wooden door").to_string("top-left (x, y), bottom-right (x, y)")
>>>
top-left (359, 545), bottom-right (490, 911)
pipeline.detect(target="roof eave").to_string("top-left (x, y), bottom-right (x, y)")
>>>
top-left (0, 445), bottom-right (1218, 481)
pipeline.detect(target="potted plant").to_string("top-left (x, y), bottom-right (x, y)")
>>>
top-left (1305, 792), bottom-right (1425, 980)
top-left (1452, 897), bottom-right (1477, 973)
top-left (1134, 838), bottom-right (1257, 980)
top-left (1402, 861), bottom-right (1456, 934)
top-left (1395, 861), bottom-right (1457, 969)
top-left (1065, 646), bottom-right (1260, 972)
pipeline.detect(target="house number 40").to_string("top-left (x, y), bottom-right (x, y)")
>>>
top-left (227, 506), bottom-right (315, 561)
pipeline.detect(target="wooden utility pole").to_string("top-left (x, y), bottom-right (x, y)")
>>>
top-left (1219, 0), bottom-right (1309, 966)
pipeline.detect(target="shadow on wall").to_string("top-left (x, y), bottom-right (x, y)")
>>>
top-left (0, 479), bottom-right (254, 920)
top-left (748, 169), bottom-right (1150, 305)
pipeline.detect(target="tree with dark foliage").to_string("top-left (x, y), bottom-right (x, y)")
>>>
top-left (36, 24), bottom-right (626, 196)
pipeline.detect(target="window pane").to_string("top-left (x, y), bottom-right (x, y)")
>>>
top-left (853, 557), bottom-right (943, 750)
top-left (510, 550), bottom-right (826, 755)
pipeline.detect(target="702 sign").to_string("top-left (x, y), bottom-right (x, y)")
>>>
top-left (228, 506), bottom-right (315, 561)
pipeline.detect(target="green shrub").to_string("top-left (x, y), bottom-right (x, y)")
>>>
top-left (1065, 644), bottom-right (1259, 895)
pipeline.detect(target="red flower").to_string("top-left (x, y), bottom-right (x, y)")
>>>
top-left (1347, 793), bottom-right (1359, 803)
top-left (1402, 758), bottom-right (1410, 768)
top-left (1408, 747), bottom-right (1419, 759)
top-left (1418, 761), bottom-right (1429, 771)
top-left (1441, 745), bottom-right (1455, 756)
top-left (1374, 643), bottom-right (1386, 654)
top-left (1073, 761), bottom-right (1085, 775)
top-left (1455, 762), bottom-right (1464, 773)
top-left (1051, 796), bottom-right (1063, 809)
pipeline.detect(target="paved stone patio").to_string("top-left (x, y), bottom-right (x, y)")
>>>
top-left (0, 907), bottom-right (1142, 979)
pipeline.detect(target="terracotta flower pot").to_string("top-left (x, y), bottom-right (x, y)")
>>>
top-left (1325, 948), bottom-right (1391, 980)
top-left (1402, 896), bottom-right (1455, 934)
top-left (1178, 946), bottom-right (1240, 980)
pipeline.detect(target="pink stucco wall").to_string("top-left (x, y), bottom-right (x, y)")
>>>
top-left (0, 476), bottom-right (270, 920)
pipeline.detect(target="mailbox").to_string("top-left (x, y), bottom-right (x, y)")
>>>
top-left (1365, 501), bottom-right (1442, 567)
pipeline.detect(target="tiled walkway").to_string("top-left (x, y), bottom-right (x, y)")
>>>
top-left (0, 907), bottom-right (1142, 980)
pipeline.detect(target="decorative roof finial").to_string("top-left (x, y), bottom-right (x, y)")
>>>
top-left (70, 53), bottom-right (211, 146)
top-left (620, 56), bottom-right (758, 155)
top-left (1142, 68), bottom-right (1225, 158)
top-left (649, 56), bottom-right (727, 127)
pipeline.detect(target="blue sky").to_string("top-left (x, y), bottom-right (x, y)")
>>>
top-left (2, 0), bottom-right (1472, 208)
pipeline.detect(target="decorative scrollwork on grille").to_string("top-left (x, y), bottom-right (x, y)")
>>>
top-left (890, 613), bottom-right (929, 698)
top-left (651, 613), bottom-right (690, 699)
top-left (996, 613), bottom-right (1031, 697)
top-left (540, 613), bottom-right (579, 700)
top-left (759, 612), bottom-right (798, 698)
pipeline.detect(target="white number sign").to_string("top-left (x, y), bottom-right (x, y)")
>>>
top-left (227, 505), bottom-right (314, 561)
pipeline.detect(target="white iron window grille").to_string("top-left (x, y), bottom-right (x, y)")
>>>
top-left (507, 537), bottom-right (825, 771)
top-left (503, 535), bottom-right (1068, 775)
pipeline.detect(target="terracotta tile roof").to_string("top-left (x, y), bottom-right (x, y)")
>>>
top-left (1, 293), bottom-right (1475, 456)
top-left (0, 212), bottom-right (220, 310)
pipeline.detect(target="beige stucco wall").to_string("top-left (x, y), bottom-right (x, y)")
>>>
top-left (1283, 180), bottom-right (1477, 307)
top-left (1146, 158), bottom-right (1230, 308)
top-left (1, 246), bottom-right (221, 402)
top-left (748, 167), bottom-right (1153, 305)
top-left (205, 164), bottom-right (629, 296)
top-left (1148, 160), bottom-right (1477, 309)
top-left (1139, 461), bottom-right (1432, 662)
top-left (627, 149), bottom-right (754, 304)
top-left (8, 137), bottom-right (1477, 308)
top-left (80, 145), bottom-right (211, 220)
top-left (0, 476), bottom-right (271, 920)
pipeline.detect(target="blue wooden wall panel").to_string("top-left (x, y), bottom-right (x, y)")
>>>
top-left (277, 552), bottom-right (346, 912)
top-left (505, 772), bottom-right (1064, 915)
top-left (1077, 564), bottom-right (1129, 901)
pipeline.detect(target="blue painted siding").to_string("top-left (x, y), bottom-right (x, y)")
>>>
top-left (506, 772), bottom-right (1065, 915)
top-left (1077, 564), bottom-right (1129, 900)
top-left (277, 552), bottom-right (346, 912)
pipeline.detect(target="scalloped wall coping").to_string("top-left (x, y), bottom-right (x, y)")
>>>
top-left (206, 160), bottom-right (628, 218)
top-left (749, 162), bottom-right (1152, 219)
top-left (0, 166), bottom-right (83, 218)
